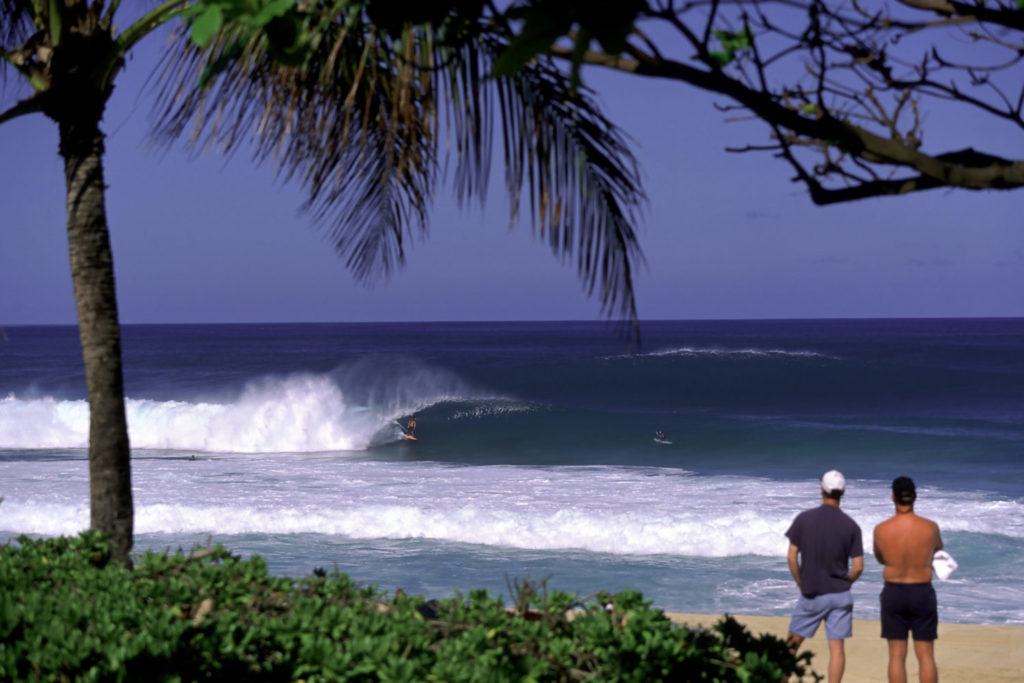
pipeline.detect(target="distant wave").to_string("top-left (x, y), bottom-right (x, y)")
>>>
top-left (0, 367), bottom-right (493, 452)
top-left (600, 347), bottom-right (837, 361)
top-left (640, 347), bottom-right (835, 360)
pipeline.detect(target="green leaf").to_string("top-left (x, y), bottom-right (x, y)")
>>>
top-left (178, 4), bottom-right (206, 19)
top-left (48, 0), bottom-right (63, 46)
top-left (713, 26), bottom-right (753, 51)
top-left (251, 0), bottom-right (299, 27)
top-left (703, 25), bottom-right (754, 67)
top-left (708, 50), bottom-right (730, 67)
top-left (491, 9), bottom-right (570, 78)
top-left (0, 536), bottom-right (810, 680)
top-left (265, 13), bottom-right (308, 65)
top-left (567, 27), bottom-right (593, 91)
top-left (190, 5), bottom-right (225, 48)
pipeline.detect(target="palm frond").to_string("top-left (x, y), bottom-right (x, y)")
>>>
top-left (426, 29), bottom-right (646, 321)
top-left (150, 7), bottom-right (645, 323)
top-left (153, 14), bottom-right (437, 279)
top-left (1, 0), bottom-right (39, 93)
top-left (479, 38), bottom-right (645, 321)
top-left (0, 0), bottom-right (35, 47)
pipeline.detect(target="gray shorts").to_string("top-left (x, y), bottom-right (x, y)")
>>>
top-left (789, 590), bottom-right (854, 640)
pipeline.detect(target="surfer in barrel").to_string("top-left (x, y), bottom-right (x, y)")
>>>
top-left (406, 416), bottom-right (417, 437)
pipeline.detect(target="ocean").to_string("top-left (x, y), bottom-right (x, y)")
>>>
top-left (1, 319), bottom-right (1022, 625)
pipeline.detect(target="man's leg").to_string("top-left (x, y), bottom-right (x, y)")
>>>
top-left (913, 639), bottom-right (937, 683)
top-left (826, 639), bottom-right (845, 683)
top-left (788, 594), bottom-right (824, 655)
top-left (887, 639), bottom-right (909, 683)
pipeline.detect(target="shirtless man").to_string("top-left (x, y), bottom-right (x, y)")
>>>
top-left (873, 476), bottom-right (944, 683)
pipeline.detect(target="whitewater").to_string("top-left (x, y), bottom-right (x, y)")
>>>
top-left (2, 320), bottom-right (1022, 625)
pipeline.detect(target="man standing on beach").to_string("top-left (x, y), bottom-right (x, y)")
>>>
top-left (874, 476), bottom-right (944, 683)
top-left (785, 470), bottom-right (864, 683)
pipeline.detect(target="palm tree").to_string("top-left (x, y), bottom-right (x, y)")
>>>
top-left (1, 0), bottom-right (191, 566)
top-left (1, 1), bottom-right (644, 566)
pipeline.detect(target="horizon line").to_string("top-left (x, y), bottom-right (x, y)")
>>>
top-left (4, 314), bottom-right (1023, 328)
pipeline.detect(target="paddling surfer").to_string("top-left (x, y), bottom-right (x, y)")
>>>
top-left (873, 476), bottom-right (943, 683)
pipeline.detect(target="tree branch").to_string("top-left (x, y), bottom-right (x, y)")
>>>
top-left (0, 94), bottom-right (43, 125)
top-left (548, 42), bottom-right (1024, 199)
top-left (898, 0), bottom-right (1024, 31)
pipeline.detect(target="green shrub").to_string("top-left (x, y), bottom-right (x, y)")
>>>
top-left (0, 532), bottom-right (818, 681)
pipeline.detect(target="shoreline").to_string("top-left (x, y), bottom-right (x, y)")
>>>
top-left (665, 613), bottom-right (1024, 682)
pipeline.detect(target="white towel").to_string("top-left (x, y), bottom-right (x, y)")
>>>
top-left (932, 550), bottom-right (958, 580)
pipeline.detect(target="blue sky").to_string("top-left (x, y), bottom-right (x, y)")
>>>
top-left (2, 30), bottom-right (1021, 325)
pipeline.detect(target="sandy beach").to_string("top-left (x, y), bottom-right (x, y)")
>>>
top-left (666, 613), bottom-right (1024, 682)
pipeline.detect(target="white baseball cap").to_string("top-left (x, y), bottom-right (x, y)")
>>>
top-left (821, 470), bottom-right (846, 494)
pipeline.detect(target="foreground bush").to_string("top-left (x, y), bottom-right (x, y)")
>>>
top-left (0, 533), bottom-right (818, 681)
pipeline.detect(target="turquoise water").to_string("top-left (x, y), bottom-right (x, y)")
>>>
top-left (2, 319), bottom-right (1022, 624)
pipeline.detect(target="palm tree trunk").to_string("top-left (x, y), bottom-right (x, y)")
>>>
top-left (60, 115), bottom-right (133, 567)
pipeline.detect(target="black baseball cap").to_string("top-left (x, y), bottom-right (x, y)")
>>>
top-left (892, 476), bottom-right (916, 503)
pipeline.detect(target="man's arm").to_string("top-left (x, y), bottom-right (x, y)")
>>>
top-left (787, 543), bottom-right (801, 589)
top-left (873, 526), bottom-right (886, 565)
top-left (849, 555), bottom-right (864, 583)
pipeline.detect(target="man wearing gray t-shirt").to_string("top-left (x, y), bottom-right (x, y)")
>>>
top-left (786, 470), bottom-right (864, 683)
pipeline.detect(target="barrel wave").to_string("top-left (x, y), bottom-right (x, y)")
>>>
top-left (2, 320), bottom-right (1022, 624)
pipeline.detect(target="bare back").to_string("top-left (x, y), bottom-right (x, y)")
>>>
top-left (873, 511), bottom-right (942, 583)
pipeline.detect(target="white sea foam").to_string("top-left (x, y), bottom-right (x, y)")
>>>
top-left (0, 370), bottom-right (484, 452)
top-left (0, 499), bottom-right (797, 556)
top-left (3, 458), bottom-right (1020, 559)
top-left (0, 393), bottom-right (90, 448)
top-left (126, 375), bottom-right (375, 452)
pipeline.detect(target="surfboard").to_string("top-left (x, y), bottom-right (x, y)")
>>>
top-left (395, 421), bottom-right (418, 441)
top-left (653, 438), bottom-right (672, 445)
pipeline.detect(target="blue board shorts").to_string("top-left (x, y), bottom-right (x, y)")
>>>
top-left (880, 582), bottom-right (937, 641)
top-left (789, 590), bottom-right (854, 640)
